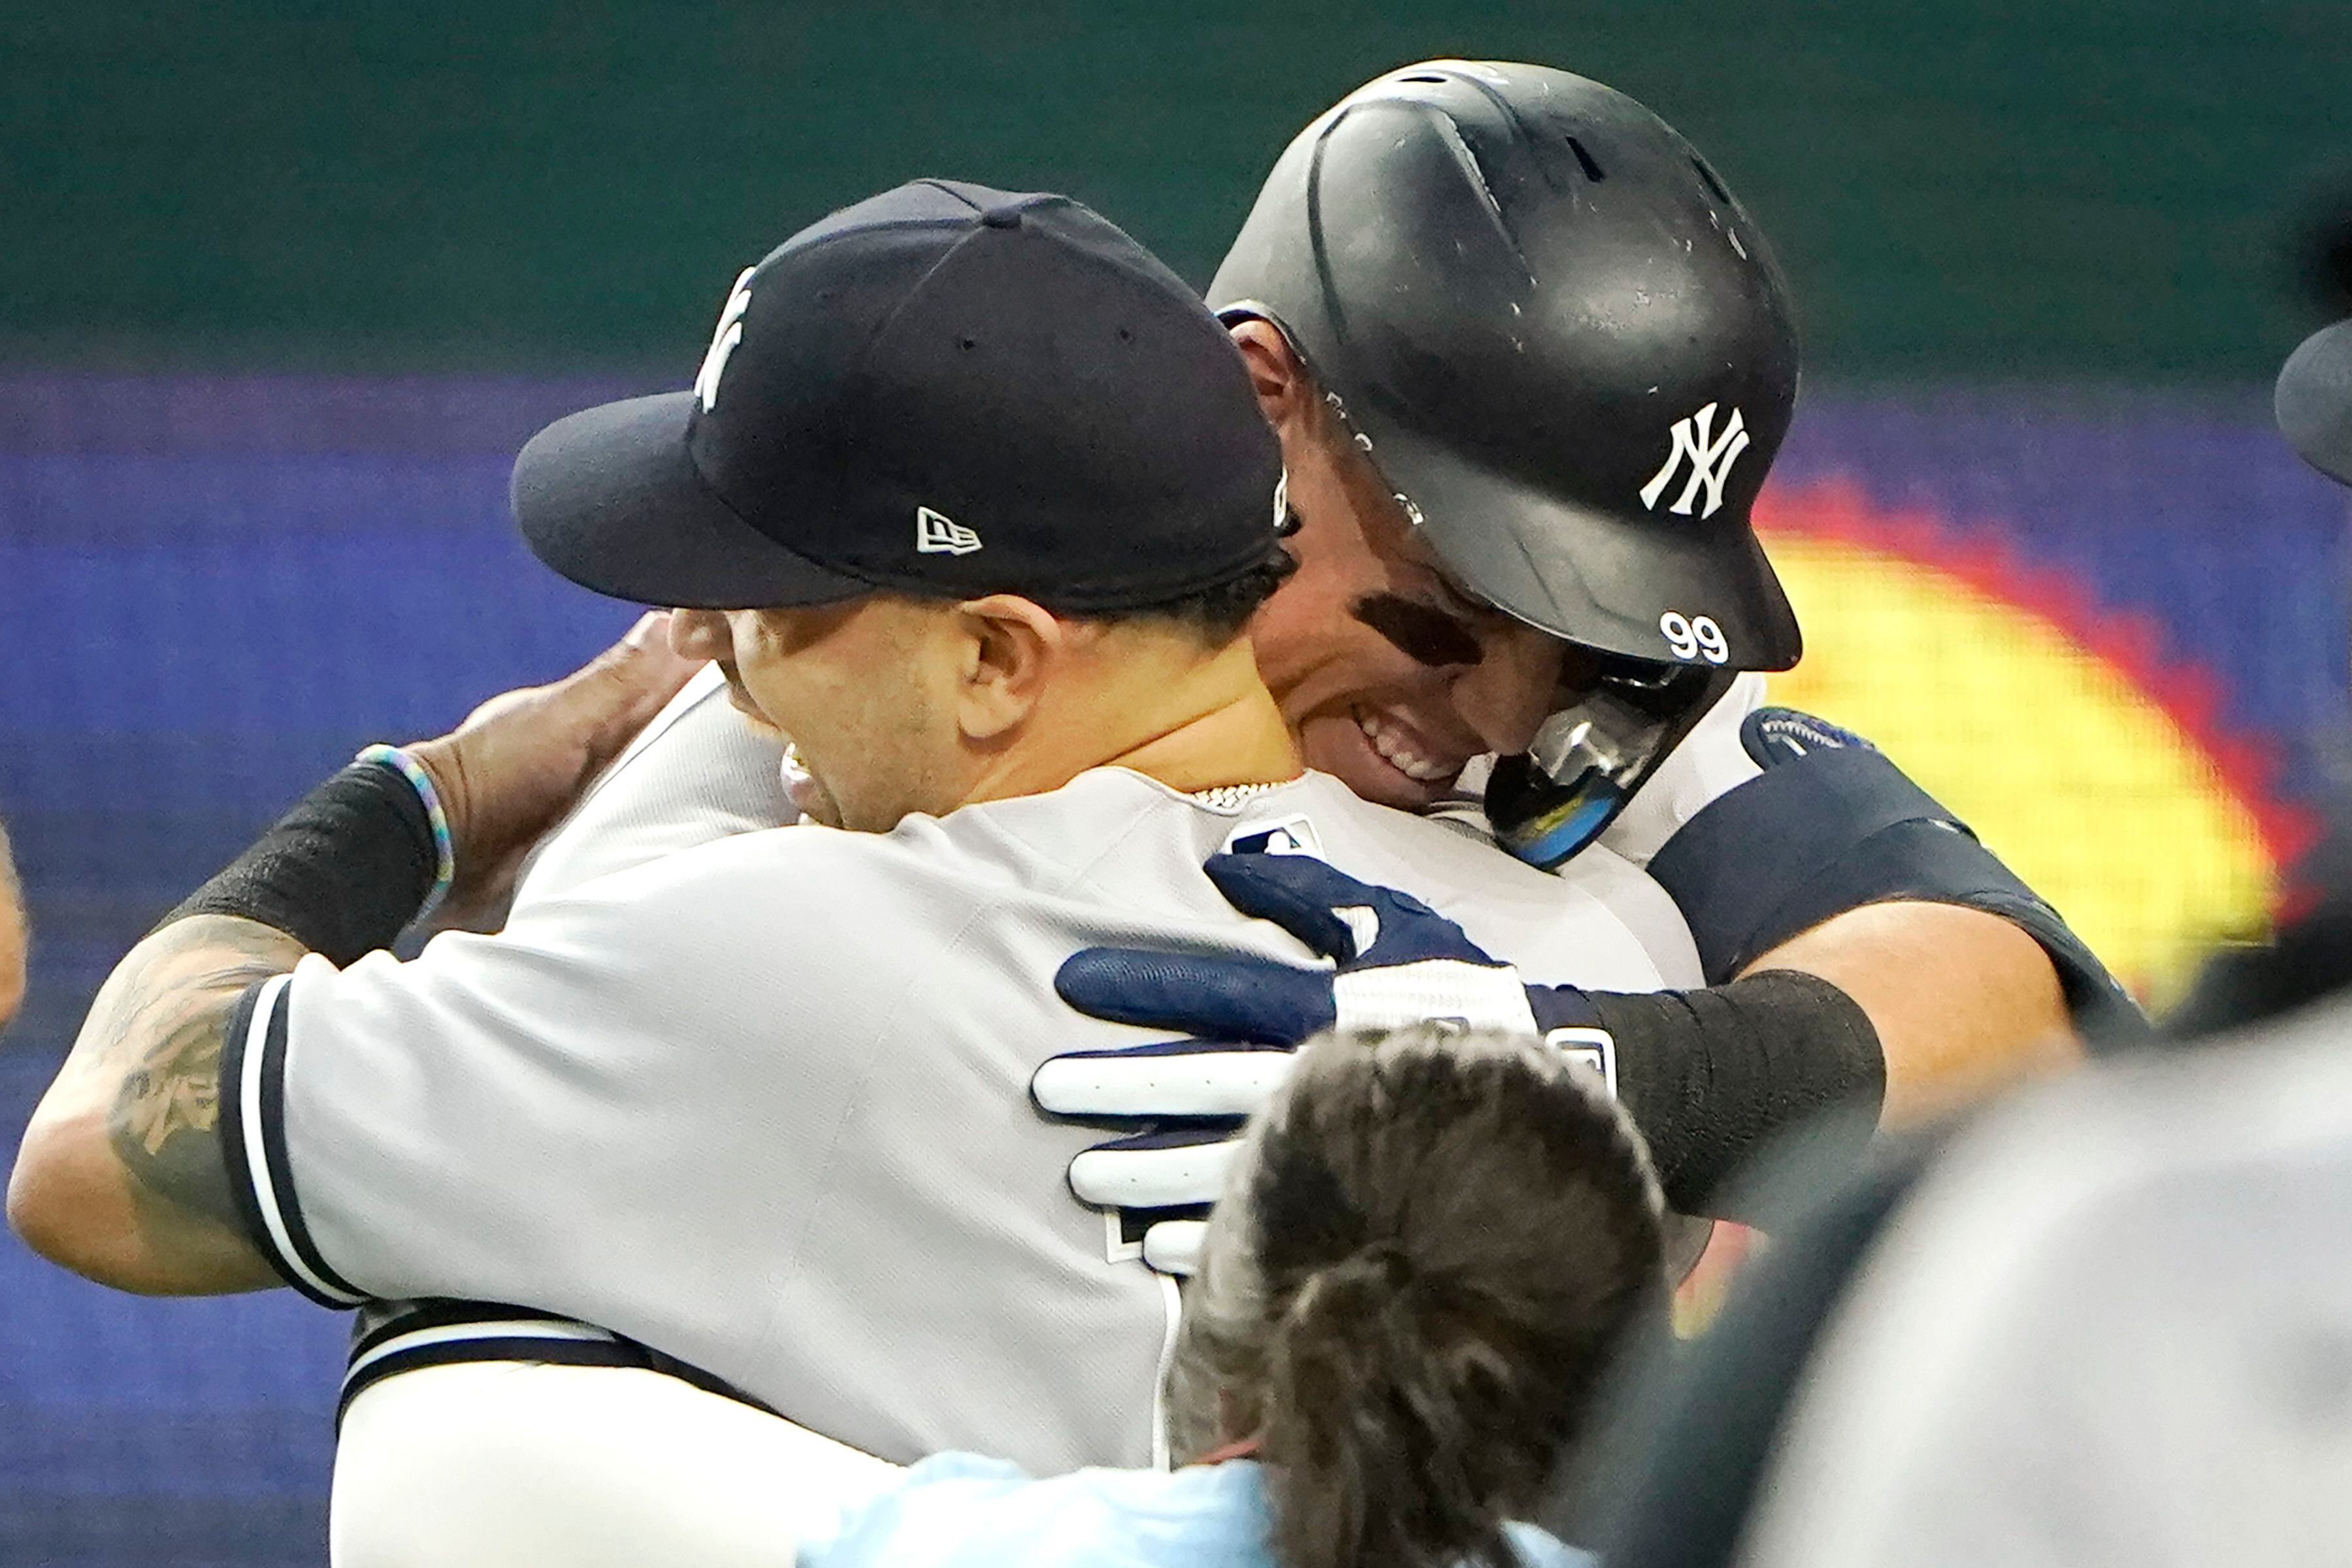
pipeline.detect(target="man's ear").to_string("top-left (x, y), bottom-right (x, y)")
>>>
top-left (1227, 318), bottom-right (1315, 433)
top-left (953, 595), bottom-right (1066, 742)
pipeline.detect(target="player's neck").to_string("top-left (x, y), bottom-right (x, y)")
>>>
top-left (964, 637), bottom-right (1301, 806)
top-left (1103, 676), bottom-right (1300, 795)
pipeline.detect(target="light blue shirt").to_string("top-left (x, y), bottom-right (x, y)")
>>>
top-left (798, 1453), bottom-right (1594, 1568)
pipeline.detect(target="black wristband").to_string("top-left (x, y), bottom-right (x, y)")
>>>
top-left (1586, 970), bottom-right (1885, 1220)
top-left (159, 760), bottom-right (440, 966)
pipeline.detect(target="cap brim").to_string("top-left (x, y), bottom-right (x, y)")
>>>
top-left (512, 391), bottom-right (874, 610)
top-left (2278, 319), bottom-right (2352, 489)
top-left (1358, 414), bottom-right (1802, 672)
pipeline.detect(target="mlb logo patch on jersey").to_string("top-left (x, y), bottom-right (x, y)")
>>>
top-left (1226, 814), bottom-right (1322, 858)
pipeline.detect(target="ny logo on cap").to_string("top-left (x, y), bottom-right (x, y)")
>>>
top-left (694, 267), bottom-right (755, 413)
top-left (915, 506), bottom-right (983, 556)
top-left (1639, 401), bottom-right (1750, 519)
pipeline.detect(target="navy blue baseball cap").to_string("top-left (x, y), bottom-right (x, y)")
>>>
top-left (514, 180), bottom-right (1289, 612)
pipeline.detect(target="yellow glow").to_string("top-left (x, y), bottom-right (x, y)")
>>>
top-left (1762, 534), bottom-right (2276, 1002)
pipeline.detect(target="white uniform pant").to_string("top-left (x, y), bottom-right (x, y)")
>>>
top-left (331, 1362), bottom-right (904, 1568)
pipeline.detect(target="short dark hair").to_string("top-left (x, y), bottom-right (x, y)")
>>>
top-left (1166, 1025), bottom-right (1667, 1568)
top-left (1075, 544), bottom-right (1299, 643)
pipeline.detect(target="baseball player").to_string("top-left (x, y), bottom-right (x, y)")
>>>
top-left (1211, 61), bottom-right (2133, 1046)
top-left (11, 183), bottom-right (1882, 1565)
top-left (1036, 60), bottom-right (2129, 1272)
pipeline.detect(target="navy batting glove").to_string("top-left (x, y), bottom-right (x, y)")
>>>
top-left (1054, 851), bottom-right (1539, 1041)
top-left (1037, 853), bottom-right (1613, 1274)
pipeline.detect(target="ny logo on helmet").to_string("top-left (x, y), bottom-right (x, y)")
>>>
top-left (1639, 402), bottom-right (1750, 519)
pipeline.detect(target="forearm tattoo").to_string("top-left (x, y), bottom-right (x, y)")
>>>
top-left (69, 916), bottom-right (306, 1233)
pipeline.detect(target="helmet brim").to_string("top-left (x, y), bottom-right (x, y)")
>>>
top-left (1356, 408), bottom-right (1803, 672)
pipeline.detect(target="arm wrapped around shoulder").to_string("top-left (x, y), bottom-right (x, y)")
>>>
top-left (1575, 971), bottom-right (1884, 1220)
top-left (160, 755), bottom-right (444, 966)
top-left (1648, 721), bottom-right (2145, 1045)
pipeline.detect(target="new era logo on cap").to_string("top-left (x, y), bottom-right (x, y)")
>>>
top-left (915, 506), bottom-right (983, 555)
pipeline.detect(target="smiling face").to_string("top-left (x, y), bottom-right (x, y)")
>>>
top-left (671, 599), bottom-right (962, 832)
top-left (1235, 329), bottom-right (1589, 809)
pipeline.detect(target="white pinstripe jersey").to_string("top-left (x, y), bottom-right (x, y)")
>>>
top-left (220, 742), bottom-right (1699, 1475)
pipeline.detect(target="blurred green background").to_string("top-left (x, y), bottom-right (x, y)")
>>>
top-left (6, 0), bottom-right (2350, 381)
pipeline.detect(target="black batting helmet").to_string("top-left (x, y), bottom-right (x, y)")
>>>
top-left (1209, 59), bottom-right (1803, 673)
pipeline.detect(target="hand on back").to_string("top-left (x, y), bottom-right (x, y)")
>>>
top-left (1038, 851), bottom-right (1598, 1273)
top-left (407, 613), bottom-right (700, 929)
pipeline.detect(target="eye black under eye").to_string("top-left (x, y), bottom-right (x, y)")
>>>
top-left (1350, 593), bottom-right (1485, 668)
